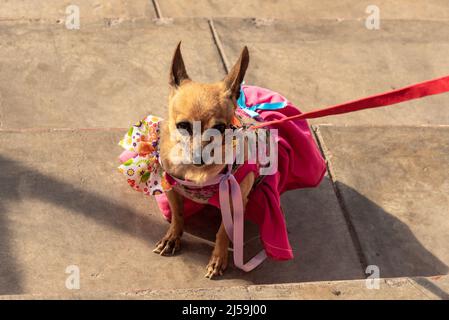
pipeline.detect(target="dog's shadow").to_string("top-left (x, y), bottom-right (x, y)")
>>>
top-left (0, 154), bottom-right (447, 295)
top-left (183, 176), bottom-right (448, 284)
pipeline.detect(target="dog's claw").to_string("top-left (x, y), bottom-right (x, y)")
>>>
top-left (205, 252), bottom-right (228, 279)
top-left (153, 236), bottom-right (181, 256)
top-left (204, 263), bottom-right (225, 279)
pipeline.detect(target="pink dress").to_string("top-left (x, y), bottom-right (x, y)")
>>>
top-left (119, 75), bottom-right (449, 263)
top-left (154, 85), bottom-right (326, 261)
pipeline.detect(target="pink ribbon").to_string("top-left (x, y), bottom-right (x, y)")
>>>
top-left (170, 164), bottom-right (266, 272)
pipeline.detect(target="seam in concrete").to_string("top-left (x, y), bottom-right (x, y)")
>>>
top-left (407, 277), bottom-right (449, 300)
top-left (3, 275), bottom-right (444, 299)
top-left (0, 125), bottom-right (448, 133)
top-left (406, 278), bottom-right (434, 300)
top-left (0, 103), bottom-right (3, 129)
top-left (208, 19), bottom-right (230, 74)
top-left (151, 0), bottom-right (163, 19)
top-left (314, 124), bottom-right (449, 128)
top-left (0, 128), bottom-right (127, 133)
top-left (202, 17), bottom-right (449, 24)
top-left (0, 17), bottom-right (143, 28)
top-left (2, 17), bottom-right (449, 29)
top-left (312, 125), bottom-right (368, 273)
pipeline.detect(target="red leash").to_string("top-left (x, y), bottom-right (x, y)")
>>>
top-left (253, 75), bottom-right (449, 128)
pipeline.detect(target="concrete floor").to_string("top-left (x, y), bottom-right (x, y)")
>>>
top-left (0, 0), bottom-right (448, 299)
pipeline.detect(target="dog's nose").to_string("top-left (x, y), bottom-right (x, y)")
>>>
top-left (194, 159), bottom-right (205, 167)
top-left (192, 151), bottom-right (204, 166)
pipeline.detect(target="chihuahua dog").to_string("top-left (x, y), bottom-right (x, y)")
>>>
top-left (153, 42), bottom-right (254, 279)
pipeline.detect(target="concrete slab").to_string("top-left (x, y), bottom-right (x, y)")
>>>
top-left (0, 0), bottom-right (154, 23)
top-left (0, 18), bottom-right (224, 129)
top-left (159, 0), bottom-right (449, 20)
top-left (213, 18), bottom-right (449, 125)
top-left (0, 129), bottom-right (362, 295)
top-left (3, 275), bottom-right (447, 300)
top-left (316, 125), bottom-right (449, 278)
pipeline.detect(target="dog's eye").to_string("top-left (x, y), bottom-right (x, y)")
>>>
top-left (212, 123), bottom-right (226, 134)
top-left (176, 122), bottom-right (192, 135)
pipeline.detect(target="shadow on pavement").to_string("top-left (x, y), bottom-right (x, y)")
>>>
top-left (177, 177), bottom-right (449, 285)
top-left (0, 155), bottom-right (164, 294)
top-left (0, 203), bottom-right (22, 295)
top-left (413, 277), bottom-right (449, 300)
top-left (0, 155), bottom-right (447, 293)
top-left (336, 181), bottom-right (449, 278)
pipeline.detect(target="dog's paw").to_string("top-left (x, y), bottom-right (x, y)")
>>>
top-left (153, 229), bottom-right (182, 256)
top-left (205, 250), bottom-right (228, 279)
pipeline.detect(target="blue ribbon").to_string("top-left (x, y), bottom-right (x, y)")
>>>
top-left (237, 86), bottom-right (286, 118)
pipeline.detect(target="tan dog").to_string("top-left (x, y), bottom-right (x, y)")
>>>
top-left (153, 42), bottom-right (255, 278)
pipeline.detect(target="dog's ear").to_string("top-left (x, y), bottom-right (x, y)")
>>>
top-left (169, 41), bottom-right (190, 88)
top-left (223, 46), bottom-right (249, 100)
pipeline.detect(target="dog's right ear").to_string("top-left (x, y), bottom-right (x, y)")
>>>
top-left (223, 46), bottom-right (249, 100)
top-left (169, 41), bottom-right (190, 89)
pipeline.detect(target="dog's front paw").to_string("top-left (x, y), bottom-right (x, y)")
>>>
top-left (153, 227), bottom-right (182, 256)
top-left (205, 248), bottom-right (228, 279)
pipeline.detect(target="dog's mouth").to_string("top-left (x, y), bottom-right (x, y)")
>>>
top-left (193, 163), bottom-right (205, 167)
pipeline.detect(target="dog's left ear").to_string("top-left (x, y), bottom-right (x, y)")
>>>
top-left (169, 41), bottom-right (190, 89)
top-left (223, 46), bottom-right (249, 100)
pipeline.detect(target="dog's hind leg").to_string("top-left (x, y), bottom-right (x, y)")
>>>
top-left (153, 189), bottom-right (184, 256)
